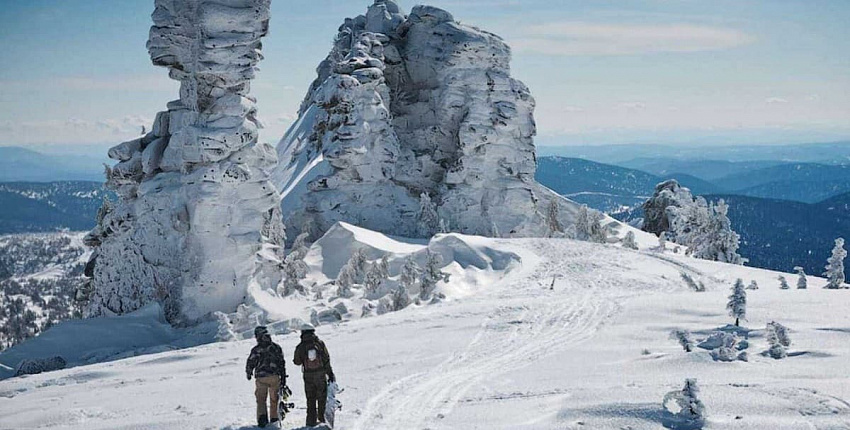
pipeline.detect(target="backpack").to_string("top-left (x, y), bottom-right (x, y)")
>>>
top-left (304, 341), bottom-right (325, 371)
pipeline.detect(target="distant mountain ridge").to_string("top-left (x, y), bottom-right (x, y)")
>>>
top-left (0, 181), bottom-right (109, 234)
top-left (536, 157), bottom-right (724, 211)
top-left (0, 146), bottom-right (107, 182)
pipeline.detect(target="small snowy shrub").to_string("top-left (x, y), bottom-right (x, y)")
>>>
top-left (680, 272), bottom-right (706, 292)
top-left (794, 266), bottom-right (807, 289)
top-left (746, 280), bottom-right (758, 290)
top-left (700, 331), bottom-right (747, 362)
top-left (766, 321), bottom-right (791, 359)
top-left (670, 329), bottom-right (694, 352)
top-left (336, 263), bottom-right (357, 298)
top-left (546, 200), bottom-right (564, 237)
top-left (727, 279), bottom-right (747, 326)
top-left (391, 285), bottom-right (411, 311)
top-left (364, 255), bottom-right (390, 297)
top-left (778, 275), bottom-right (790, 290)
top-left (663, 379), bottom-right (706, 428)
top-left (622, 231), bottom-right (639, 250)
top-left (400, 256), bottom-right (421, 292)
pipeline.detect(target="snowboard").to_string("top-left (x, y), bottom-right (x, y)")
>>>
top-left (277, 384), bottom-right (295, 428)
top-left (323, 382), bottom-right (343, 428)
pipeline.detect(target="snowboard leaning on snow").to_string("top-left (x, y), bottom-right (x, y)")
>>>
top-left (324, 382), bottom-right (343, 428)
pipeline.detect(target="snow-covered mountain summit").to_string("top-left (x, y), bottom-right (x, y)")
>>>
top-left (273, 0), bottom-right (585, 242)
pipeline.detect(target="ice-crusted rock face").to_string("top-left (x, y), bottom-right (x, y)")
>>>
top-left (274, 0), bottom-right (581, 241)
top-left (84, 0), bottom-right (283, 324)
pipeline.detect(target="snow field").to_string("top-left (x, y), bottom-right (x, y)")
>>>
top-left (1, 235), bottom-right (849, 429)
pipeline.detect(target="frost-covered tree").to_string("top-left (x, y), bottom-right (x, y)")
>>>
top-left (823, 238), bottom-right (846, 289)
top-left (681, 272), bottom-right (706, 292)
top-left (766, 321), bottom-right (791, 359)
top-left (691, 200), bottom-right (743, 264)
top-left (621, 231), bottom-right (638, 250)
top-left (364, 255), bottom-right (390, 296)
top-left (670, 329), bottom-right (694, 352)
top-left (391, 285), bottom-right (411, 311)
top-left (727, 279), bottom-right (747, 326)
top-left (350, 247), bottom-right (369, 283)
top-left (589, 211), bottom-right (607, 243)
top-left (438, 218), bottom-right (450, 234)
top-left (663, 379), bottom-right (706, 428)
top-left (746, 280), bottom-right (758, 290)
top-left (546, 200), bottom-right (564, 237)
top-left (417, 193), bottom-right (439, 237)
top-left (420, 251), bottom-right (450, 301)
top-left (336, 263), bottom-right (357, 298)
top-left (703, 331), bottom-right (747, 362)
top-left (278, 232), bottom-right (310, 296)
top-left (400, 256), bottom-right (421, 292)
top-left (794, 266), bottom-right (807, 289)
top-left (576, 205), bottom-right (592, 241)
top-left (778, 275), bottom-right (790, 290)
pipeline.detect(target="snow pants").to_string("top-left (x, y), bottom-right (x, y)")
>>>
top-left (255, 375), bottom-right (281, 421)
top-left (304, 372), bottom-right (328, 426)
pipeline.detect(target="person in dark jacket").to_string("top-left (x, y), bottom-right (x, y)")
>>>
top-left (246, 326), bottom-right (287, 428)
top-left (293, 323), bottom-right (335, 427)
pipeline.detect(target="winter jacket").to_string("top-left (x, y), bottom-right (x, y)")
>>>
top-left (293, 332), bottom-right (334, 377)
top-left (246, 338), bottom-right (287, 379)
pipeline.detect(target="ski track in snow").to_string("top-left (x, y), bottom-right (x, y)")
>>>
top-left (353, 241), bottom-right (636, 430)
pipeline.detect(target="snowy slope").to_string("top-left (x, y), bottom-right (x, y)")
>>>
top-left (2, 230), bottom-right (849, 429)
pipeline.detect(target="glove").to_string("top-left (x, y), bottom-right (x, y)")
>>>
top-left (328, 373), bottom-right (336, 383)
top-left (247, 373), bottom-right (252, 381)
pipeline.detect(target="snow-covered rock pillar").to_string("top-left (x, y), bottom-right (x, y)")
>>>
top-left (84, 0), bottom-right (282, 324)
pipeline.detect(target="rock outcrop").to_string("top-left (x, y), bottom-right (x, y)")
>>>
top-left (84, 0), bottom-right (283, 324)
top-left (274, 0), bottom-right (581, 241)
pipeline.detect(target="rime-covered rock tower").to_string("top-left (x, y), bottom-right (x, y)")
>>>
top-left (84, 0), bottom-right (283, 324)
top-left (275, 0), bottom-right (581, 240)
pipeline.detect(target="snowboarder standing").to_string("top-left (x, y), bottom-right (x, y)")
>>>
top-left (293, 323), bottom-right (336, 427)
top-left (246, 326), bottom-right (287, 428)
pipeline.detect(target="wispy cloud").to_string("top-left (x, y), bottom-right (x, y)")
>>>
top-left (511, 22), bottom-right (754, 56)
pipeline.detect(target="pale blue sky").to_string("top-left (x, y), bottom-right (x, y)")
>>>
top-left (1, 0), bottom-right (848, 148)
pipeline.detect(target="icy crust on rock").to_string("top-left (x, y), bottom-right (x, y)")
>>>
top-left (274, 0), bottom-right (583, 241)
top-left (84, 0), bottom-right (283, 324)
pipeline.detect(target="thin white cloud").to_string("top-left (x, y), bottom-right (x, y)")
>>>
top-left (765, 97), bottom-right (789, 104)
top-left (512, 22), bottom-right (754, 56)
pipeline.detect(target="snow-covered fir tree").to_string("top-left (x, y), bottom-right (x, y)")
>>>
top-left (336, 263), bottom-right (357, 298)
top-left (778, 275), bottom-right (790, 290)
top-left (727, 278), bottom-right (747, 326)
top-left (691, 200), bottom-right (743, 264)
top-left (391, 285), bottom-right (411, 312)
top-left (279, 232), bottom-right (310, 296)
top-left (546, 200), bottom-right (564, 237)
top-left (621, 231), bottom-right (638, 250)
top-left (420, 251), bottom-right (450, 301)
top-left (746, 280), bottom-right (759, 290)
top-left (350, 247), bottom-right (369, 283)
top-left (658, 233), bottom-right (667, 251)
top-left (417, 193), bottom-right (439, 237)
top-left (364, 255), bottom-right (390, 297)
top-left (794, 266), bottom-right (807, 289)
top-left (400, 256), bottom-right (421, 292)
top-left (766, 321), bottom-right (791, 359)
top-left (663, 379), bottom-right (706, 428)
top-left (823, 238), bottom-right (846, 289)
top-left (670, 329), bottom-right (694, 352)
top-left (589, 211), bottom-right (607, 244)
top-left (576, 205), bottom-right (592, 241)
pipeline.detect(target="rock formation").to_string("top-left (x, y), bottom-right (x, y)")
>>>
top-left (274, 0), bottom-right (582, 241)
top-left (84, 0), bottom-right (283, 324)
